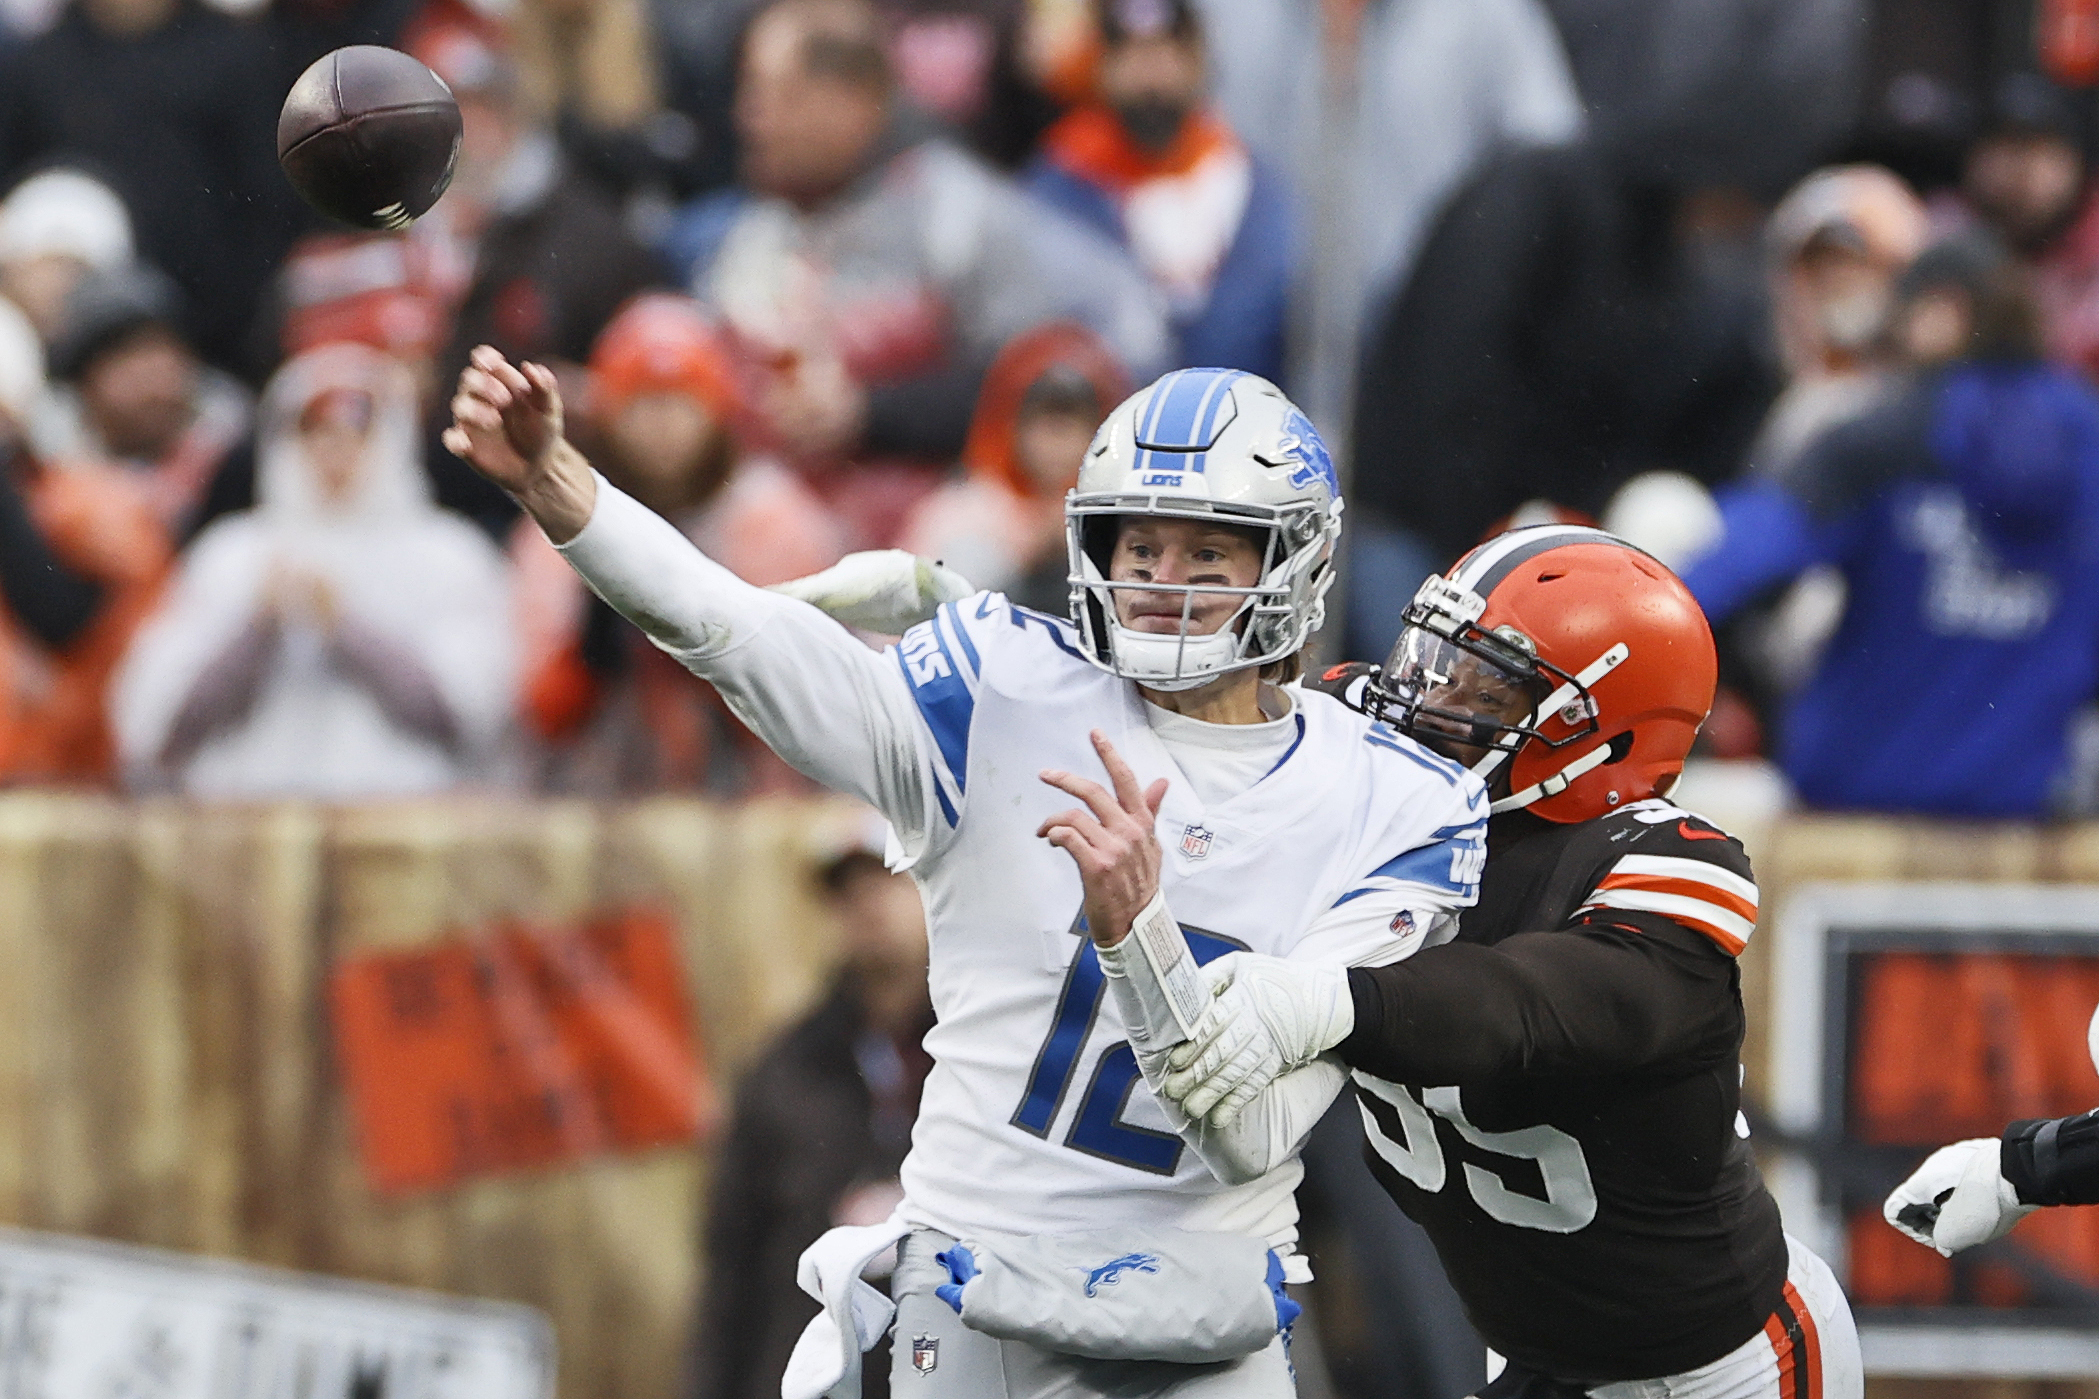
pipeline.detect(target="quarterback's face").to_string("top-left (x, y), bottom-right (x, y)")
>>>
top-left (1108, 518), bottom-right (1266, 636)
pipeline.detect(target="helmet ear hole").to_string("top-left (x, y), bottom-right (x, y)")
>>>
top-left (1603, 732), bottom-right (1635, 765)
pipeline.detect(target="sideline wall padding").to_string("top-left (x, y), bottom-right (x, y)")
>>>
top-left (0, 793), bottom-right (867, 1399)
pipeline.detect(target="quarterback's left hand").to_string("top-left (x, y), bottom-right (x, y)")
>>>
top-left (1884, 1137), bottom-right (2036, 1256)
top-left (770, 550), bottom-right (973, 633)
top-left (1161, 953), bottom-right (1353, 1128)
top-left (1039, 730), bottom-right (1169, 947)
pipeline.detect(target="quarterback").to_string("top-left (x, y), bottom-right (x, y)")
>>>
top-left (446, 349), bottom-right (1486, 1397)
top-left (1136, 528), bottom-right (1863, 1398)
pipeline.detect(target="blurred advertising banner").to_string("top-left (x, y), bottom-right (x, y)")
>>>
top-left (0, 1226), bottom-right (552, 1399)
top-left (1762, 883), bottom-right (2099, 1376)
top-left (329, 907), bottom-right (716, 1195)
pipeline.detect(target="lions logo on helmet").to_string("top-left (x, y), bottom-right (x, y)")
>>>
top-left (1065, 368), bottom-right (1343, 690)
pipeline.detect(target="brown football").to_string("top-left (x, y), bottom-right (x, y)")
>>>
top-left (277, 46), bottom-right (461, 231)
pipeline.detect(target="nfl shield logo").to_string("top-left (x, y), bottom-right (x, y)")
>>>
top-left (1390, 909), bottom-right (1416, 938)
top-left (911, 1335), bottom-right (939, 1375)
top-left (1179, 824), bottom-right (1214, 860)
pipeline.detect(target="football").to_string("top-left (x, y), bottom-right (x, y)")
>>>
top-left (277, 45), bottom-right (462, 232)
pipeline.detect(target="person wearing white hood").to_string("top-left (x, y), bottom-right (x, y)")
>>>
top-left (112, 343), bottom-right (516, 797)
top-left (0, 167), bottom-right (134, 345)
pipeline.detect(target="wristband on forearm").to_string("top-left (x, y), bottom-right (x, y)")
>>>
top-left (2003, 1108), bottom-right (2099, 1206)
top-left (1095, 890), bottom-right (1205, 1047)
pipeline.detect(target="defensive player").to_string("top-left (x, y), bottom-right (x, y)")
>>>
top-left (446, 349), bottom-right (1487, 1396)
top-left (1124, 527), bottom-right (1863, 1397)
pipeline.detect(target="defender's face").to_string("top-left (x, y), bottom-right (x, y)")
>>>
top-left (1107, 517), bottom-right (1265, 636)
top-left (1386, 627), bottom-right (1544, 765)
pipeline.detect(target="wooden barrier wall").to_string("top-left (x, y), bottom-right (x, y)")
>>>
top-left (0, 792), bottom-right (869, 1399)
top-left (5, 793), bottom-right (2099, 1399)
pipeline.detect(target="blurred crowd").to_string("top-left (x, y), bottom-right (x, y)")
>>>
top-left (4, 0), bottom-right (2099, 824)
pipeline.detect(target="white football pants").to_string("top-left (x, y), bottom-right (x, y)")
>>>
top-left (889, 1229), bottom-right (1297, 1399)
top-left (1483, 1233), bottom-right (1862, 1399)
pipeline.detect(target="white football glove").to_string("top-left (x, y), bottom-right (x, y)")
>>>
top-left (1884, 1137), bottom-right (2036, 1256)
top-left (1161, 952), bottom-right (1353, 1129)
top-left (770, 550), bottom-right (974, 633)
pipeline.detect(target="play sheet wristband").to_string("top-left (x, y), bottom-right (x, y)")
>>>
top-left (1099, 889), bottom-right (1206, 1044)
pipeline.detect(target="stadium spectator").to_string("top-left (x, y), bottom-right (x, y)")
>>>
top-left (0, 294), bottom-right (171, 785)
top-left (1682, 236), bottom-right (2099, 818)
top-left (1024, 0), bottom-right (1290, 380)
top-left (403, 0), bottom-right (699, 203)
top-left (658, 0), bottom-right (1168, 497)
top-left (1190, 0), bottom-right (1582, 430)
top-left (0, 0), bottom-right (291, 370)
top-left (879, 0), bottom-right (1054, 171)
top-left (416, 19), bottom-right (665, 536)
top-left (111, 343), bottom-right (515, 797)
top-left (0, 166), bottom-right (133, 347)
top-left (645, 0), bottom-right (750, 199)
top-left (898, 321), bottom-right (1124, 612)
top-left (273, 231), bottom-right (459, 401)
top-left (1344, 136), bottom-right (1778, 656)
top-left (1545, 0), bottom-right (1865, 206)
top-left (1681, 165), bottom-right (1928, 732)
top-left (43, 263), bottom-right (249, 539)
top-left (512, 293), bottom-right (846, 793)
top-left (1759, 165), bottom-right (1930, 473)
top-left (1933, 73), bottom-right (2099, 393)
top-left (685, 835), bottom-right (932, 1399)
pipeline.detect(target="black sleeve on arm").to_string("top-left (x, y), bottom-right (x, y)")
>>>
top-left (1340, 913), bottom-right (1739, 1084)
top-left (0, 466), bottom-right (104, 649)
top-left (2003, 1108), bottom-right (2099, 1207)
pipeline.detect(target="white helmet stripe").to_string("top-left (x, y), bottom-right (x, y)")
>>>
top-left (1448, 524), bottom-right (1620, 596)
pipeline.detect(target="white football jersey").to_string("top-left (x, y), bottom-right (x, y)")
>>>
top-left (550, 484), bottom-right (1487, 1262)
top-left (890, 594), bottom-right (1488, 1252)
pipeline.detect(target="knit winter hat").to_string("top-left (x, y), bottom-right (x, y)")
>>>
top-left (0, 168), bottom-right (134, 270)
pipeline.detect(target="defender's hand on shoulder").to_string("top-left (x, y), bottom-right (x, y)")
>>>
top-left (443, 345), bottom-right (596, 543)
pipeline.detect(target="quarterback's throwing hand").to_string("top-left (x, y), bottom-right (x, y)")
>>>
top-left (443, 345), bottom-right (562, 491)
top-left (1038, 730), bottom-right (1169, 947)
top-left (1163, 952), bottom-right (1354, 1128)
top-left (1884, 1137), bottom-right (2035, 1256)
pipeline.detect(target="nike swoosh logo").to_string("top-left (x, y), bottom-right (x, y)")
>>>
top-left (1677, 820), bottom-right (1728, 842)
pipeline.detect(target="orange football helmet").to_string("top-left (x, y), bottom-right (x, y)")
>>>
top-left (1365, 525), bottom-right (1717, 823)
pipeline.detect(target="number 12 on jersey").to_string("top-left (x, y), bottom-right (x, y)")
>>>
top-left (1010, 925), bottom-right (1241, 1175)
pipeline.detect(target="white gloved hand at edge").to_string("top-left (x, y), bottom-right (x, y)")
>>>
top-left (1883, 1136), bottom-right (2035, 1256)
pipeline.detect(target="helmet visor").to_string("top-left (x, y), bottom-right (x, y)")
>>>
top-left (1381, 626), bottom-right (1548, 761)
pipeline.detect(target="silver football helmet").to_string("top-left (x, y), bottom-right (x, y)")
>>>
top-left (1066, 368), bottom-right (1343, 690)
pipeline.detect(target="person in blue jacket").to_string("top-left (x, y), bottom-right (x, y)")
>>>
top-left (1023, 0), bottom-right (1293, 382)
top-left (1683, 234), bottom-right (2099, 818)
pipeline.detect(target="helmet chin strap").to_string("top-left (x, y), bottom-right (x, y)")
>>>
top-left (1477, 641), bottom-right (1631, 814)
top-left (1492, 744), bottom-right (1615, 814)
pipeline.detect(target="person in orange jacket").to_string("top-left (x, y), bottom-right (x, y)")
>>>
top-left (0, 296), bottom-right (169, 785)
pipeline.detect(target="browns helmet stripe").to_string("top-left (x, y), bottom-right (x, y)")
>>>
top-left (1447, 524), bottom-right (1643, 600)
